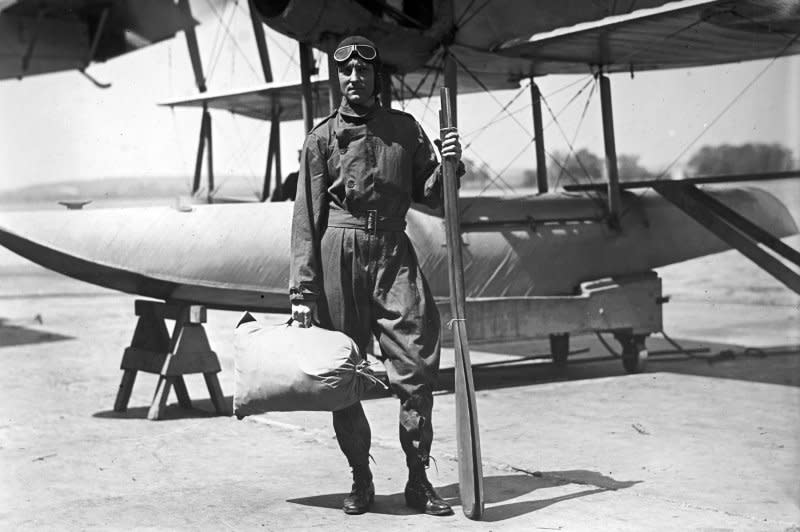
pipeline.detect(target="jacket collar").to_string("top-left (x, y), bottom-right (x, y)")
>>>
top-left (339, 97), bottom-right (378, 121)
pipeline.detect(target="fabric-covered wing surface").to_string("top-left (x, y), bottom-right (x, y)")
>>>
top-left (494, 0), bottom-right (800, 75)
top-left (0, 0), bottom-right (197, 80)
top-left (159, 80), bottom-right (335, 122)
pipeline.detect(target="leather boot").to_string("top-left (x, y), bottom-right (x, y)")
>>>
top-left (404, 467), bottom-right (453, 516)
top-left (343, 464), bottom-right (374, 515)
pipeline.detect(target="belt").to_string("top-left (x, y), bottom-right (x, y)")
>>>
top-left (328, 209), bottom-right (406, 235)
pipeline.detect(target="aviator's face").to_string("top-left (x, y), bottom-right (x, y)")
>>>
top-left (337, 57), bottom-right (375, 106)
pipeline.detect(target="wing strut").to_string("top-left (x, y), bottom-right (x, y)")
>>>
top-left (327, 54), bottom-right (342, 112)
top-left (192, 106), bottom-right (214, 200)
top-left (248, 0), bottom-right (274, 83)
top-left (299, 42), bottom-right (315, 133)
top-left (250, 0), bottom-right (283, 201)
top-left (529, 80), bottom-right (548, 193)
top-left (599, 72), bottom-right (622, 228)
top-left (654, 182), bottom-right (800, 295)
top-left (380, 66), bottom-right (393, 109)
top-left (178, 0), bottom-right (215, 200)
top-left (179, 0), bottom-right (206, 93)
top-left (262, 104), bottom-right (282, 201)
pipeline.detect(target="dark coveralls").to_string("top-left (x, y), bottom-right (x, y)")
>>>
top-left (289, 102), bottom-right (444, 470)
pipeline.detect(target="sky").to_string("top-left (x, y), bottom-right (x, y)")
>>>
top-left (0, 4), bottom-right (798, 195)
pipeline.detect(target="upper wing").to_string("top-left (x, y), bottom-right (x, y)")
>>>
top-left (161, 0), bottom-right (800, 121)
top-left (322, 0), bottom-right (800, 98)
top-left (0, 0), bottom-right (197, 80)
top-left (486, 0), bottom-right (800, 76)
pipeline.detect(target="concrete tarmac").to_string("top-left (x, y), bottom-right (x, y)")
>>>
top-left (1, 272), bottom-right (799, 530)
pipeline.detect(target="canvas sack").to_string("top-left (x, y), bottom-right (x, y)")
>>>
top-left (233, 315), bottom-right (384, 417)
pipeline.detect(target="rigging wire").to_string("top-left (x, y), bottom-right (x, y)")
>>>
top-left (228, 114), bottom-right (268, 198)
top-left (451, 54), bottom-right (534, 140)
top-left (420, 55), bottom-right (444, 124)
top-left (551, 78), bottom-right (598, 190)
top-left (455, 0), bottom-right (480, 28)
top-left (209, 114), bottom-right (267, 198)
top-left (470, 140), bottom-right (536, 197)
top-left (203, 0), bottom-right (260, 83)
top-left (461, 75), bottom-right (592, 142)
top-left (410, 47), bottom-right (444, 102)
top-left (203, 1), bottom-right (226, 76)
top-left (265, 34), bottom-right (300, 68)
top-left (281, 48), bottom-right (297, 82)
top-left (448, 51), bottom-right (606, 203)
top-left (539, 78), bottom-right (599, 185)
top-left (235, 0), bottom-right (302, 77)
top-left (655, 33), bottom-right (800, 182)
top-left (456, 0), bottom-right (493, 29)
top-left (462, 82), bottom-right (529, 149)
top-left (447, 51), bottom-right (548, 199)
top-left (420, 51), bottom-right (604, 204)
top-left (391, 67), bottom-right (516, 195)
top-left (616, 30), bottom-right (800, 219)
top-left (207, 2), bottom-right (239, 82)
top-left (464, 151), bottom-right (518, 195)
top-left (458, 75), bottom-right (596, 191)
top-left (462, 79), bottom-right (599, 203)
top-left (542, 80), bottom-right (611, 211)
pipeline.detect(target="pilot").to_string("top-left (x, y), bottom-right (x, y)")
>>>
top-left (289, 35), bottom-right (462, 516)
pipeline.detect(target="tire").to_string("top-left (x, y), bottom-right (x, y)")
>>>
top-left (620, 335), bottom-right (648, 374)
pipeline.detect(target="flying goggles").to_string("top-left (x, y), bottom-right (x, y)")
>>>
top-left (333, 44), bottom-right (377, 63)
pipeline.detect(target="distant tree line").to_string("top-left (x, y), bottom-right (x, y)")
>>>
top-left (459, 142), bottom-right (796, 190)
top-left (683, 143), bottom-right (795, 177)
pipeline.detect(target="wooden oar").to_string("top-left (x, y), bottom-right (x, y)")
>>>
top-left (439, 85), bottom-right (484, 520)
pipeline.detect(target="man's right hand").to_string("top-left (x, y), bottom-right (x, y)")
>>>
top-left (291, 302), bottom-right (318, 328)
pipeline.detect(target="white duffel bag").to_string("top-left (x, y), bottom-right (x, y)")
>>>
top-left (233, 315), bottom-right (384, 418)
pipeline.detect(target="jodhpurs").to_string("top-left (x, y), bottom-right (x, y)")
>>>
top-left (317, 225), bottom-right (441, 469)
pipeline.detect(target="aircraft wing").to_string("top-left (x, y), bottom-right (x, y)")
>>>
top-left (492, 0), bottom-right (800, 75)
top-left (159, 80), bottom-right (335, 122)
top-left (158, 69), bottom-right (520, 121)
top-left (0, 0), bottom-right (197, 80)
top-left (248, 0), bottom-right (799, 106)
top-left (396, 0), bottom-right (800, 98)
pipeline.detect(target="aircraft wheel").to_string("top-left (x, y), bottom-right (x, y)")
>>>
top-left (550, 333), bottom-right (570, 368)
top-left (617, 334), bottom-right (648, 374)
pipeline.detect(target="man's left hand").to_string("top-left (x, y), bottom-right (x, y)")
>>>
top-left (439, 128), bottom-right (461, 160)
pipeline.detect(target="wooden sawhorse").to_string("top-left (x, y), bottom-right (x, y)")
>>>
top-left (113, 299), bottom-right (228, 420)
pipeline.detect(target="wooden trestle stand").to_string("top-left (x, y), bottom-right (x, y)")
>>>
top-left (113, 299), bottom-right (228, 420)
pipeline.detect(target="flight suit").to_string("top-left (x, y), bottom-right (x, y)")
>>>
top-left (290, 101), bottom-right (444, 469)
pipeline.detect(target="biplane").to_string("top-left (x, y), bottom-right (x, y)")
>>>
top-left (1, 0), bottom-right (799, 387)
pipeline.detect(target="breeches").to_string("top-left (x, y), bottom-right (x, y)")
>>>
top-left (317, 227), bottom-right (441, 468)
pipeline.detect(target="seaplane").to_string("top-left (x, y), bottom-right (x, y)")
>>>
top-left (1, 0), bottom-right (799, 420)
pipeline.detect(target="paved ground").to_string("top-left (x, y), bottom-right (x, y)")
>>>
top-left (1, 272), bottom-right (799, 531)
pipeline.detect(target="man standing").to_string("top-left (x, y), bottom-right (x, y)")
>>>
top-left (289, 35), bottom-right (462, 516)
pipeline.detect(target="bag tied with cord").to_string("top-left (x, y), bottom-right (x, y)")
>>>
top-left (233, 314), bottom-right (385, 418)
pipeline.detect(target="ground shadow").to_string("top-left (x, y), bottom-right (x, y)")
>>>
top-left (92, 396), bottom-right (232, 420)
top-left (407, 337), bottom-right (800, 396)
top-left (360, 341), bottom-right (800, 401)
top-left (288, 471), bottom-right (640, 520)
top-left (0, 318), bottom-right (72, 348)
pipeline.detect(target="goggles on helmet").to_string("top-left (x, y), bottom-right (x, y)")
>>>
top-left (333, 44), bottom-right (377, 63)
